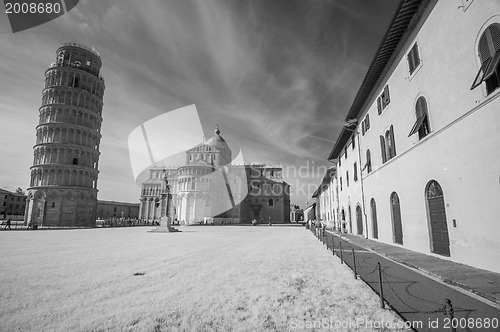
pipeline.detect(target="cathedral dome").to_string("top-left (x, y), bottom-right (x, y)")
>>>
top-left (206, 126), bottom-right (229, 150)
top-left (206, 126), bottom-right (232, 165)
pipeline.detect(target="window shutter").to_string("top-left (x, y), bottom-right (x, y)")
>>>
top-left (483, 50), bottom-right (500, 80)
top-left (413, 43), bottom-right (420, 68)
top-left (408, 115), bottom-right (425, 137)
top-left (407, 52), bottom-right (414, 73)
top-left (361, 121), bottom-right (366, 135)
top-left (377, 97), bottom-right (382, 114)
top-left (416, 97), bottom-right (426, 117)
top-left (365, 114), bottom-right (370, 130)
top-left (489, 25), bottom-right (500, 53)
top-left (408, 43), bottom-right (420, 74)
top-left (366, 150), bottom-right (372, 173)
top-left (471, 25), bottom-right (500, 90)
top-left (390, 125), bottom-right (396, 157)
top-left (470, 58), bottom-right (492, 90)
top-left (478, 33), bottom-right (491, 63)
top-left (380, 136), bottom-right (387, 163)
top-left (383, 85), bottom-right (390, 106)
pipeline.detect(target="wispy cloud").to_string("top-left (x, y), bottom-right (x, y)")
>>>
top-left (0, 0), bottom-right (399, 206)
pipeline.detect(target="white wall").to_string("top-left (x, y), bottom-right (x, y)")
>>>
top-left (353, 0), bottom-right (500, 272)
top-left (335, 138), bottom-right (364, 236)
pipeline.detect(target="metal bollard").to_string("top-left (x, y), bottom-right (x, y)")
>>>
top-left (443, 299), bottom-right (456, 332)
top-left (378, 262), bottom-right (384, 309)
top-left (352, 249), bottom-right (357, 279)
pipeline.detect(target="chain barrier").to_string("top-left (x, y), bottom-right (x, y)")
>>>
top-left (308, 229), bottom-right (467, 319)
top-left (381, 269), bottom-right (422, 313)
top-left (361, 263), bottom-right (379, 275)
top-left (309, 230), bottom-right (462, 319)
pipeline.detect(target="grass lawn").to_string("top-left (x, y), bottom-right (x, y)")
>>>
top-left (0, 226), bottom-right (407, 331)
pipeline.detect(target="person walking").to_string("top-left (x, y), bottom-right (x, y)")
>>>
top-left (4, 218), bottom-right (11, 230)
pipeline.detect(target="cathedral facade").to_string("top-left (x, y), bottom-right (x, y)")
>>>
top-left (138, 127), bottom-right (290, 224)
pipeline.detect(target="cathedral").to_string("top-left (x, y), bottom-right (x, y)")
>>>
top-left (138, 127), bottom-right (290, 224)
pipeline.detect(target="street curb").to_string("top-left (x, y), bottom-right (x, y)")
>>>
top-left (327, 230), bottom-right (500, 307)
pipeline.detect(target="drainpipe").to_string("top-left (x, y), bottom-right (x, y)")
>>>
top-left (356, 128), bottom-right (369, 239)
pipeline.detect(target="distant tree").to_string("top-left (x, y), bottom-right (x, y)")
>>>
top-left (15, 187), bottom-right (25, 195)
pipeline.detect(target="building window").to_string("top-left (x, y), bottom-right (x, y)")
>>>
top-left (408, 97), bottom-right (431, 140)
top-left (377, 85), bottom-right (391, 115)
top-left (353, 162), bottom-right (358, 181)
top-left (407, 42), bottom-right (421, 74)
top-left (365, 149), bottom-right (372, 173)
top-left (269, 199), bottom-right (273, 206)
top-left (362, 114), bottom-right (370, 135)
top-left (73, 158), bottom-right (78, 165)
top-left (380, 125), bottom-right (396, 163)
top-left (385, 130), bottom-right (392, 159)
top-left (352, 135), bottom-right (356, 150)
top-left (381, 85), bottom-right (390, 108)
top-left (52, 202), bottom-right (55, 208)
top-left (380, 135), bottom-right (386, 163)
top-left (344, 147), bottom-right (348, 159)
top-left (340, 177), bottom-right (343, 191)
top-left (471, 24), bottom-right (500, 94)
top-left (346, 171), bottom-right (349, 187)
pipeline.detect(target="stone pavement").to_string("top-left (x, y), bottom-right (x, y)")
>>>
top-left (328, 229), bottom-right (500, 307)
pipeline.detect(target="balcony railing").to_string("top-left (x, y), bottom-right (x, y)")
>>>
top-left (59, 42), bottom-right (100, 57)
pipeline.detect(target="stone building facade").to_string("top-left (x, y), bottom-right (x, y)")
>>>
top-left (138, 127), bottom-right (290, 224)
top-left (96, 200), bottom-right (139, 220)
top-left (1, 188), bottom-right (27, 218)
top-left (312, 167), bottom-right (338, 230)
top-left (25, 43), bottom-right (105, 227)
top-left (290, 204), bottom-right (304, 223)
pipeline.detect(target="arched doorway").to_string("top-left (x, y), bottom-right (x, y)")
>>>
top-left (426, 180), bottom-right (450, 256)
top-left (371, 198), bottom-right (378, 239)
top-left (390, 192), bottom-right (403, 244)
top-left (29, 190), bottom-right (46, 227)
top-left (356, 205), bottom-right (363, 235)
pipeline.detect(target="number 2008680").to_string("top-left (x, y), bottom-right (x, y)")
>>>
top-left (5, 2), bottom-right (61, 14)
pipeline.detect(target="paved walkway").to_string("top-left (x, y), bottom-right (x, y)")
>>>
top-left (327, 229), bottom-right (500, 306)
top-left (309, 226), bottom-right (500, 331)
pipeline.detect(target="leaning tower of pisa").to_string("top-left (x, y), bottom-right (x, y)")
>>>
top-left (25, 43), bottom-right (105, 228)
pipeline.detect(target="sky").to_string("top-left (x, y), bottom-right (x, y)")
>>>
top-left (0, 0), bottom-right (400, 207)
